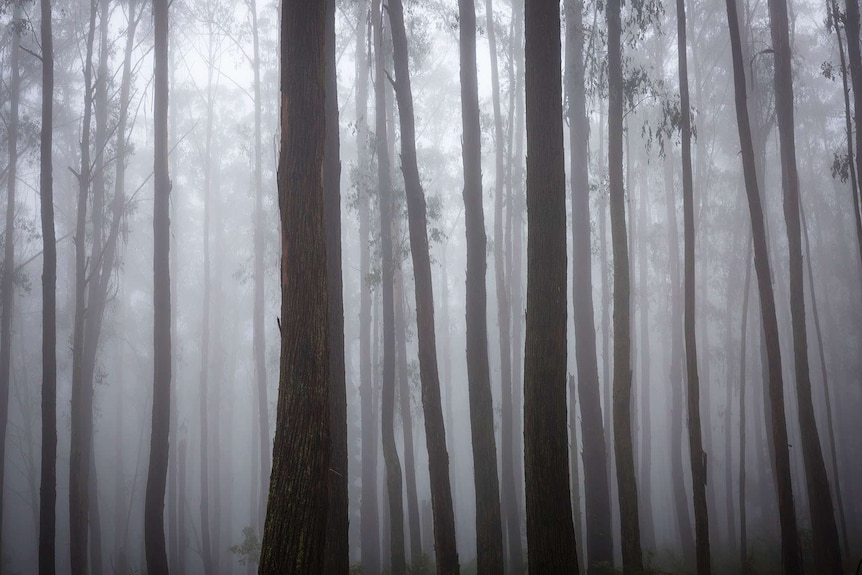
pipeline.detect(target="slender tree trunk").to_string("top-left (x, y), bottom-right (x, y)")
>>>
top-left (738, 237), bottom-right (752, 574)
top-left (39, 0), bottom-right (57, 571)
top-left (488, 0), bottom-right (525, 570)
top-left (357, 1), bottom-right (381, 571)
top-left (387, 2), bottom-right (461, 572)
top-left (250, 0), bottom-right (271, 532)
top-left (767, 0), bottom-right (844, 568)
top-left (523, 1), bottom-right (579, 572)
top-left (323, 0), bottom-right (349, 569)
top-left (607, 0), bottom-right (642, 569)
top-left (568, 375), bottom-right (585, 575)
top-left (458, 0), bottom-right (505, 571)
top-left (69, 3), bottom-right (98, 571)
top-left (723, 0), bottom-right (802, 570)
top-left (373, 2), bottom-right (406, 573)
top-left (564, 1), bottom-right (614, 571)
top-left (677, 0), bottom-right (711, 570)
top-left (842, 0), bottom-right (862, 268)
top-left (178, 435), bottom-right (188, 575)
top-left (259, 1), bottom-right (331, 570)
top-left (144, 0), bottom-right (172, 570)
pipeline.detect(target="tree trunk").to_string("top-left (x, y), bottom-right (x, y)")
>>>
top-left (323, 0), bottom-right (349, 569)
top-left (357, 1), bottom-right (380, 571)
top-left (373, 2), bottom-right (407, 573)
top-left (488, 0), bottom-right (525, 570)
top-left (723, 0), bottom-right (802, 570)
top-left (178, 435), bottom-right (188, 575)
top-left (258, 1), bottom-right (331, 571)
top-left (38, 0), bottom-right (57, 571)
top-left (387, 2), bottom-right (460, 572)
top-left (568, 375), bottom-right (585, 575)
top-left (523, 1), bottom-right (579, 572)
top-left (564, 1), bottom-right (615, 570)
top-left (144, 0), bottom-right (172, 570)
top-left (458, 0), bottom-right (505, 571)
top-left (677, 0), bottom-right (711, 570)
top-left (767, 0), bottom-right (844, 568)
top-left (842, 0), bottom-right (862, 269)
top-left (738, 237), bottom-right (752, 574)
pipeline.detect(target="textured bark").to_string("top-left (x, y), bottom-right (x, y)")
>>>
top-left (373, 1), bottom-right (407, 572)
top-left (356, 0), bottom-right (381, 570)
top-left (723, 0), bottom-right (802, 570)
top-left (38, 0), bottom-right (57, 572)
top-left (523, 1), bottom-right (579, 572)
top-left (767, 0), bottom-right (844, 569)
top-left (564, 1), bottom-right (614, 570)
top-left (387, 1), bottom-right (461, 572)
top-left (458, 0), bottom-right (505, 572)
top-left (250, 0), bottom-right (271, 532)
top-left (258, 1), bottom-right (331, 571)
top-left (607, 0), bottom-right (642, 570)
top-left (144, 0), bottom-right (172, 571)
top-left (487, 0), bottom-right (525, 570)
top-left (323, 0), bottom-right (349, 569)
top-left (843, 0), bottom-right (862, 269)
top-left (677, 0), bottom-right (711, 570)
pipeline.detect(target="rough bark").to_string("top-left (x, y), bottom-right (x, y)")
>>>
top-left (323, 0), bottom-right (349, 569)
top-left (767, 0), bottom-right (844, 569)
top-left (723, 0), bottom-right (802, 570)
top-left (38, 0), bottom-right (56, 571)
top-left (564, 0), bottom-right (615, 570)
top-left (387, 1), bottom-right (461, 572)
top-left (677, 0), bottom-right (711, 570)
top-left (523, 1), bottom-right (579, 572)
top-left (258, 1), bottom-right (331, 571)
top-left (144, 0), bottom-right (172, 570)
top-left (458, 0), bottom-right (505, 571)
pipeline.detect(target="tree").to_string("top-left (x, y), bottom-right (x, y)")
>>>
top-left (564, 0), bottom-right (615, 570)
top-left (523, 0), bottom-right (579, 572)
top-left (144, 0), bottom-right (172, 571)
top-left (323, 0), bottom-right (349, 568)
top-left (767, 0), bottom-right (844, 568)
top-left (606, 0), bottom-right (643, 568)
top-left (38, 0), bottom-right (57, 573)
top-left (458, 0), bottom-right (505, 571)
top-left (723, 0), bottom-right (802, 570)
top-left (842, 0), bottom-right (862, 267)
top-left (387, 1), bottom-right (460, 572)
top-left (258, 0), bottom-right (330, 571)
top-left (676, 0), bottom-right (711, 570)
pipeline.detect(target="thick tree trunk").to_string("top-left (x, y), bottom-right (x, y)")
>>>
top-left (458, 1), bottom-right (505, 572)
top-left (767, 0), bottom-right (844, 569)
top-left (373, 2), bottom-right (407, 573)
top-left (178, 436), bottom-right (188, 575)
top-left (144, 0), bottom-right (172, 570)
top-left (323, 0), bottom-right (349, 569)
top-left (523, 1), bottom-right (579, 572)
top-left (387, 2), bottom-right (461, 572)
top-left (38, 0), bottom-right (57, 572)
top-left (258, 1), bottom-right (331, 571)
top-left (564, 1), bottom-right (614, 571)
top-left (677, 0), bottom-right (711, 571)
top-left (723, 0), bottom-right (802, 570)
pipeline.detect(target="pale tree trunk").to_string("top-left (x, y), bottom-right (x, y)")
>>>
top-left (738, 237), bottom-right (752, 574)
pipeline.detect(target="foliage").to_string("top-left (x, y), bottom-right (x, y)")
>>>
top-left (228, 526), bottom-right (261, 566)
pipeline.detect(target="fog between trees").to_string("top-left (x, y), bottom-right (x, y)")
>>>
top-left (1, 0), bottom-right (861, 573)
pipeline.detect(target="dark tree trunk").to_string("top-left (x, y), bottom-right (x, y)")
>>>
top-left (676, 0), bottom-right (711, 570)
top-left (488, 0), bottom-right (525, 571)
top-left (387, 1), bottom-right (461, 572)
top-left (356, 1), bottom-right (381, 571)
top-left (258, 0), bottom-right (331, 571)
top-left (607, 0), bottom-right (643, 569)
top-left (373, 1), bottom-right (407, 573)
top-left (69, 3), bottom-right (98, 571)
top-left (564, 0), bottom-right (615, 570)
top-left (843, 0), bottom-right (862, 268)
top-left (523, 1), bottom-right (579, 572)
top-left (38, 0), bottom-right (57, 572)
top-left (458, 0), bottom-right (505, 571)
top-left (144, 0), bottom-right (172, 570)
top-left (250, 0), bottom-right (271, 533)
top-left (723, 0), bottom-right (803, 570)
top-left (767, 0), bottom-right (844, 569)
top-left (323, 0), bottom-right (349, 570)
